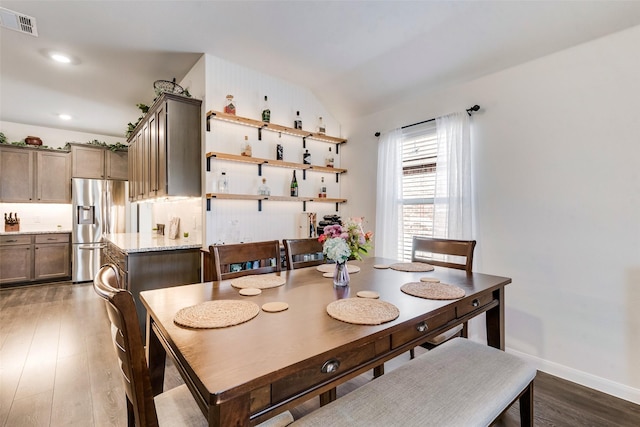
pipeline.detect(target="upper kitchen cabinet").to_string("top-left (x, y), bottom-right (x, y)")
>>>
top-left (0, 145), bottom-right (71, 203)
top-left (70, 143), bottom-right (128, 180)
top-left (127, 93), bottom-right (202, 201)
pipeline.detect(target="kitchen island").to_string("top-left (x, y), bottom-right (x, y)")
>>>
top-left (102, 233), bottom-right (201, 334)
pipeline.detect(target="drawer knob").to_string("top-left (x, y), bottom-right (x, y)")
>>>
top-left (321, 359), bottom-right (340, 374)
top-left (416, 321), bottom-right (428, 333)
top-left (472, 299), bottom-right (480, 307)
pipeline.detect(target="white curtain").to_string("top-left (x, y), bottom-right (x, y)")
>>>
top-left (434, 112), bottom-right (473, 239)
top-left (375, 128), bottom-right (403, 258)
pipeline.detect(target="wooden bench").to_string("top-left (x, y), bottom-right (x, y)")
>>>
top-left (290, 338), bottom-right (536, 426)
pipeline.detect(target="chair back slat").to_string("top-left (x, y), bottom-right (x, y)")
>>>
top-left (93, 264), bottom-right (160, 427)
top-left (210, 240), bottom-right (281, 281)
top-left (411, 237), bottom-right (476, 273)
top-left (283, 238), bottom-right (325, 270)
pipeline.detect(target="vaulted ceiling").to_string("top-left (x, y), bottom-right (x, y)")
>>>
top-left (2, 1), bottom-right (640, 138)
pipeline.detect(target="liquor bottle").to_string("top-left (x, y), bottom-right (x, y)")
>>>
top-left (224, 95), bottom-right (236, 115)
top-left (218, 171), bottom-right (229, 193)
top-left (258, 178), bottom-right (271, 196)
top-left (303, 149), bottom-right (311, 165)
top-left (241, 135), bottom-right (252, 157)
top-left (317, 116), bottom-right (326, 134)
top-left (290, 170), bottom-right (298, 197)
top-left (294, 111), bottom-right (302, 130)
top-left (325, 147), bottom-right (334, 168)
top-left (262, 95), bottom-right (270, 123)
top-left (319, 177), bottom-right (327, 198)
top-left (276, 144), bottom-right (283, 160)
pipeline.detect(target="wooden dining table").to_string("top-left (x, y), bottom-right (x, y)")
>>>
top-left (140, 256), bottom-right (511, 426)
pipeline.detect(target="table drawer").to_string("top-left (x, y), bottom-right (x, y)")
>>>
top-left (35, 234), bottom-right (69, 244)
top-left (391, 308), bottom-right (456, 349)
top-left (457, 292), bottom-right (495, 318)
top-left (271, 341), bottom-right (377, 403)
top-left (0, 235), bottom-right (32, 245)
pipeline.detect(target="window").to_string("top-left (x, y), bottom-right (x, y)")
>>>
top-left (400, 122), bottom-right (437, 260)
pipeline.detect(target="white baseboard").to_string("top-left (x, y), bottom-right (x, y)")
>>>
top-left (506, 347), bottom-right (640, 405)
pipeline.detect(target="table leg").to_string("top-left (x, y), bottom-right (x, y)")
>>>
top-left (209, 394), bottom-right (250, 427)
top-left (320, 388), bottom-right (337, 406)
top-left (146, 314), bottom-right (166, 396)
top-left (485, 286), bottom-right (505, 350)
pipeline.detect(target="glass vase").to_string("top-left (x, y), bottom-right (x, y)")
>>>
top-left (333, 261), bottom-right (350, 288)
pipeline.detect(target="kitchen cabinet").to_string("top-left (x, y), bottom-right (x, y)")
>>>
top-left (0, 233), bottom-right (70, 286)
top-left (0, 146), bottom-right (70, 203)
top-left (127, 93), bottom-right (201, 201)
top-left (70, 143), bottom-right (128, 180)
top-left (101, 238), bottom-right (201, 334)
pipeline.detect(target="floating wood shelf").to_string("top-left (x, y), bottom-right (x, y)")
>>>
top-left (205, 193), bottom-right (346, 212)
top-left (206, 110), bottom-right (347, 145)
top-left (206, 152), bottom-right (347, 178)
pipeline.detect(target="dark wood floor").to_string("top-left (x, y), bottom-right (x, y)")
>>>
top-left (1, 281), bottom-right (638, 426)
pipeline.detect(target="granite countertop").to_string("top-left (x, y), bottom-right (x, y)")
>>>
top-left (103, 232), bottom-right (202, 254)
top-left (0, 229), bottom-right (72, 236)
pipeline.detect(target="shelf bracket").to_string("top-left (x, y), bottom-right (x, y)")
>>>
top-left (335, 143), bottom-right (339, 155)
top-left (206, 198), bottom-right (211, 211)
top-left (258, 164), bottom-right (262, 176)
top-left (206, 114), bottom-right (211, 132)
top-left (303, 201), bottom-right (307, 212)
top-left (335, 202), bottom-right (339, 212)
top-left (335, 173), bottom-right (339, 183)
top-left (258, 200), bottom-right (262, 212)
top-left (302, 136), bottom-right (306, 149)
top-left (206, 156), bottom-right (211, 172)
top-left (302, 169), bottom-right (306, 180)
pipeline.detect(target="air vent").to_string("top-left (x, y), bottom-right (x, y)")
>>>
top-left (0, 7), bottom-right (38, 37)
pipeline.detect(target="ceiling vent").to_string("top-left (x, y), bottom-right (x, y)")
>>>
top-left (0, 7), bottom-right (38, 37)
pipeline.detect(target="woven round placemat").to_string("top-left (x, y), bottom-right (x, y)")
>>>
top-left (174, 300), bottom-right (260, 329)
top-left (389, 262), bottom-right (434, 272)
top-left (400, 282), bottom-right (465, 300)
top-left (316, 264), bottom-right (361, 274)
top-left (326, 298), bottom-right (399, 325)
top-left (230, 274), bottom-right (286, 289)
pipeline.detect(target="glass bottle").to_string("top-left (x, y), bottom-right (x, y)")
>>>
top-left (325, 147), bottom-right (334, 168)
top-left (258, 178), bottom-right (271, 196)
top-left (303, 149), bottom-right (311, 165)
top-left (241, 135), bottom-right (252, 157)
top-left (317, 116), bottom-right (326, 134)
top-left (319, 176), bottom-right (327, 198)
top-left (290, 170), bottom-right (298, 197)
top-left (224, 95), bottom-right (236, 115)
top-left (218, 171), bottom-right (229, 193)
top-left (294, 111), bottom-right (302, 130)
top-left (262, 95), bottom-right (271, 123)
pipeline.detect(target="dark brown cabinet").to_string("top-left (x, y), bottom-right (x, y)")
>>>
top-left (127, 93), bottom-right (201, 201)
top-left (0, 233), bottom-right (70, 286)
top-left (70, 144), bottom-right (128, 180)
top-left (0, 146), bottom-right (71, 203)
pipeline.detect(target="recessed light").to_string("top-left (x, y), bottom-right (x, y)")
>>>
top-left (50, 53), bottom-right (71, 63)
top-left (59, 114), bottom-right (72, 120)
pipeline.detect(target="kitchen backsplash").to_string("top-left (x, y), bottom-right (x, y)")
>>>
top-left (1, 203), bottom-right (72, 232)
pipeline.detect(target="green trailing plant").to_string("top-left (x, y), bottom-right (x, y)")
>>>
top-left (0, 132), bottom-right (6, 144)
top-left (64, 139), bottom-right (128, 152)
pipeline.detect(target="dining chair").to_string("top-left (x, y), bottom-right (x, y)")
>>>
top-left (93, 264), bottom-right (294, 427)
top-left (210, 240), bottom-right (282, 281)
top-left (282, 238), bottom-right (325, 270)
top-left (410, 236), bottom-right (477, 358)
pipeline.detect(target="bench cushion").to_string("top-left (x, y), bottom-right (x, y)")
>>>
top-left (291, 338), bottom-right (535, 427)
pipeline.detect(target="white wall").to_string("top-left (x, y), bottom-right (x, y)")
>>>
top-left (344, 26), bottom-right (640, 403)
top-left (0, 121), bottom-right (127, 149)
top-left (201, 54), bottom-right (347, 247)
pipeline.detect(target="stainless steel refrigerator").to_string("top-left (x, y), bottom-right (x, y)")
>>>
top-left (72, 178), bottom-right (127, 282)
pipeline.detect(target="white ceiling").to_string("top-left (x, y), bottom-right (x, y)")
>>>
top-left (2, 1), bottom-right (640, 139)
